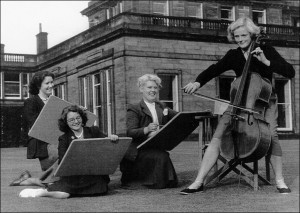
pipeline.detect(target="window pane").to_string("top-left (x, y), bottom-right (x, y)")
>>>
top-left (252, 10), bottom-right (265, 24)
top-left (23, 85), bottom-right (29, 97)
top-left (187, 2), bottom-right (202, 18)
top-left (94, 73), bottom-right (100, 84)
top-left (274, 79), bottom-right (292, 130)
top-left (238, 6), bottom-right (250, 18)
top-left (219, 77), bottom-right (234, 101)
top-left (159, 75), bottom-right (173, 101)
top-left (4, 72), bottom-right (19, 81)
top-left (22, 73), bottom-right (28, 85)
top-left (153, 1), bottom-right (167, 15)
top-left (221, 6), bottom-right (233, 20)
top-left (4, 83), bottom-right (19, 96)
top-left (277, 104), bottom-right (292, 128)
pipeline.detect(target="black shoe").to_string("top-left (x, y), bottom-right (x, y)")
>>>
top-left (277, 187), bottom-right (291, 194)
top-left (9, 170), bottom-right (31, 186)
top-left (180, 184), bottom-right (204, 195)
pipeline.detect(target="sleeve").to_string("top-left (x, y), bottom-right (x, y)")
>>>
top-left (23, 98), bottom-right (39, 128)
top-left (126, 105), bottom-right (147, 140)
top-left (57, 135), bottom-right (69, 165)
top-left (195, 49), bottom-right (236, 87)
top-left (265, 46), bottom-right (295, 79)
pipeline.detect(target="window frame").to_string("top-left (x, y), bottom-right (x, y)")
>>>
top-left (155, 69), bottom-right (181, 111)
top-left (91, 69), bottom-right (114, 135)
top-left (252, 9), bottom-right (266, 24)
top-left (2, 72), bottom-right (30, 100)
top-left (187, 2), bottom-right (203, 19)
top-left (275, 79), bottom-right (293, 131)
top-left (53, 83), bottom-right (66, 100)
top-left (220, 5), bottom-right (235, 21)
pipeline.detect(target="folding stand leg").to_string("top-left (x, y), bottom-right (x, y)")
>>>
top-left (205, 155), bottom-right (272, 191)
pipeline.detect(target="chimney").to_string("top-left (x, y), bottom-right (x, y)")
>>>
top-left (36, 23), bottom-right (48, 54)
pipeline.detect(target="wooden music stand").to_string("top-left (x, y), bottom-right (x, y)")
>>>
top-left (54, 137), bottom-right (132, 176)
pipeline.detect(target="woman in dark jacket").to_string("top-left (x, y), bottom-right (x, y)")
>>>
top-left (180, 17), bottom-right (295, 195)
top-left (19, 105), bottom-right (118, 198)
top-left (120, 74), bottom-right (178, 189)
top-left (10, 71), bottom-right (58, 187)
top-left (24, 71), bottom-right (57, 171)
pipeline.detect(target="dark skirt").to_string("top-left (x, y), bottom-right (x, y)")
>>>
top-left (47, 175), bottom-right (110, 196)
top-left (120, 149), bottom-right (178, 189)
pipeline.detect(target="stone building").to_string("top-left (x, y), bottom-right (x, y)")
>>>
top-left (1, 0), bottom-right (299, 147)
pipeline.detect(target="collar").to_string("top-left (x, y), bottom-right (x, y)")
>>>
top-left (38, 94), bottom-right (50, 101)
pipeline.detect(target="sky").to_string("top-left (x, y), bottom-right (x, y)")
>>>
top-left (1, 1), bottom-right (89, 54)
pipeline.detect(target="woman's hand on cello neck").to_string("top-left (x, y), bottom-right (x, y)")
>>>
top-left (183, 82), bottom-right (200, 94)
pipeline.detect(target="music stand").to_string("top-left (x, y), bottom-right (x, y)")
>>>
top-left (137, 111), bottom-right (213, 151)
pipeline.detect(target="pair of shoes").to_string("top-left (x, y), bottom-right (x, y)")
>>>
top-left (9, 170), bottom-right (31, 186)
top-left (277, 187), bottom-right (291, 194)
top-left (180, 184), bottom-right (204, 195)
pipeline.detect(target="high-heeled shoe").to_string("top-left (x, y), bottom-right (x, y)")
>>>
top-left (180, 183), bottom-right (204, 195)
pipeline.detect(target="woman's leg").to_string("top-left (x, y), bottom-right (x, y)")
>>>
top-left (18, 178), bottom-right (45, 187)
top-left (186, 138), bottom-right (221, 189)
top-left (265, 94), bottom-right (290, 193)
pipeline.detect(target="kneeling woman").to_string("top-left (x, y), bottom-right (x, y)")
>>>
top-left (120, 74), bottom-right (178, 189)
top-left (19, 105), bottom-right (118, 198)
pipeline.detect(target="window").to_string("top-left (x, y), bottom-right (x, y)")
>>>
top-left (187, 2), bottom-right (203, 19)
top-left (252, 9), bottom-right (266, 24)
top-left (79, 76), bottom-right (89, 108)
top-left (0, 72), bottom-right (3, 99)
top-left (237, 6), bottom-right (250, 18)
top-left (22, 73), bottom-right (29, 99)
top-left (92, 69), bottom-right (114, 135)
top-left (216, 76), bottom-right (234, 115)
top-left (4, 72), bottom-right (20, 99)
top-left (292, 17), bottom-right (300, 27)
top-left (221, 6), bottom-right (235, 21)
top-left (106, 2), bottom-right (123, 20)
top-left (156, 72), bottom-right (180, 111)
top-left (53, 83), bottom-right (66, 100)
top-left (218, 76), bottom-right (234, 101)
top-left (274, 79), bottom-right (292, 131)
top-left (153, 1), bottom-right (169, 16)
top-left (152, 0), bottom-right (169, 25)
top-left (2, 72), bottom-right (30, 99)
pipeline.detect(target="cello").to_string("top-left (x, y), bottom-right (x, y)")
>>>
top-left (219, 32), bottom-right (272, 163)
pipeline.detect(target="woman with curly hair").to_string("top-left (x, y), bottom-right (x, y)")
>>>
top-left (19, 105), bottom-right (118, 198)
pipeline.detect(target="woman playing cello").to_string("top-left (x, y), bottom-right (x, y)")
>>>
top-left (180, 17), bottom-right (295, 195)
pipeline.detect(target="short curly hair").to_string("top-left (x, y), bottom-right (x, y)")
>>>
top-left (58, 105), bottom-right (88, 133)
top-left (227, 17), bottom-right (261, 43)
top-left (29, 71), bottom-right (55, 95)
top-left (137, 74), bottom-right (162, 89)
